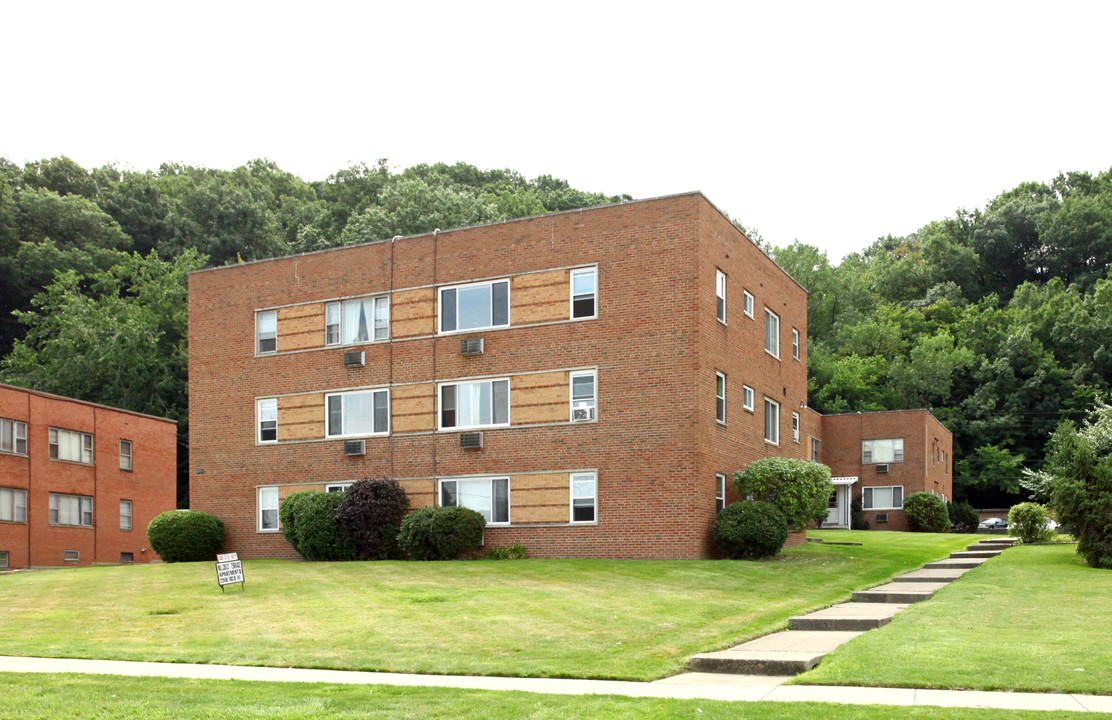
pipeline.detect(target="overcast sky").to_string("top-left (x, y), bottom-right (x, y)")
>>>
top-left (5, 1), bottom-right (1111, 260)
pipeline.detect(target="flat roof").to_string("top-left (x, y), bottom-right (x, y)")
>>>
top-left (0, 383), bottom-right (178, 425)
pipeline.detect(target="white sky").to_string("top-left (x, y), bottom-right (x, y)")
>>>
top-left (4, 0), bottom-right (1111, 260)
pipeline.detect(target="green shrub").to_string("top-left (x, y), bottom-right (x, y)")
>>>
top-left (947, 500), bottom-right (979, 533)
top-left (1008, 502), bottom-right (1055, 544)
top-left (850, 494), bottom-right (869, 530)
top-left (712, 501), bottom-right (789, 559)
top-left (734, 458), bottom-right (833, 532)
top-left (147, 510), bottom-right (225, 563)
top-left (486, 543), bottom-right (528, 560)
top-left (1046, 413), bottom-right (1112, 569)
top-left (334, 478), bottom-right (410, 560)
top-left (281, 491), bottom-right (357, 561)
top-left (397, 506), bottom-right (486, 560)
top-left (903, 492), bottom-right (950, 532)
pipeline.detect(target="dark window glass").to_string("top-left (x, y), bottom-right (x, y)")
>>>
top-left (441, 385), bottom-right (456, 428)
top-left (491, 281), bottom-right (509, 326)
top-left (327, 396), bottom-right (343, 436)
top-left (492, 478), bottom-right (509, 523)
top-left (441, 289), bottom-right (457, 332)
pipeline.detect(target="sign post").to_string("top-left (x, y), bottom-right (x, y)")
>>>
top-left (215, 552), bottom-right (245, 592)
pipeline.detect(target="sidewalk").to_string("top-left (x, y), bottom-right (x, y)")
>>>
top-left (2, 656), bottom-right (1110, 713)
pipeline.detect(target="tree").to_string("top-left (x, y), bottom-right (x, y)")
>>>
top-left (1045, 403), bottom-right (1112, 568)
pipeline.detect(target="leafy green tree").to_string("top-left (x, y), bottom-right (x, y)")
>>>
top-left (1045, 403), bottom-right (1112, 568)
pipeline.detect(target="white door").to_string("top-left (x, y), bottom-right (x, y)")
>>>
top-left (825, 490), bottom-right (840, 526)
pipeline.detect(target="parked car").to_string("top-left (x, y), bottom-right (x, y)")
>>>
top-left (978, 517), bottom-right (1008, 530)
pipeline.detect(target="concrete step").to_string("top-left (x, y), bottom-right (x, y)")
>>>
top-left (891, 568), bottom-right (970, 583)
top-left (950, 550), bottom-right (1001, 559)
top-left (978, 537), bottom-right (1016, 545)
top-left (789, 602), bottom-right (909, 631)
top-left (690, 630), bottom-right (862, 675)
top-left (924, 557), bottom-right (988, 570)
top-left (853, 581), bottom-right (948, 603)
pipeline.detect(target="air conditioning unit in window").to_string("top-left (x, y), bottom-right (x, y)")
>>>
top-left (343, 350), bottom-right (366, 367)
top-left (459, 432), bottom-right (484, 450)
top-left (572, 407), bottom-right (595, 422)
top-left (343, 440), bottom-right (366, 456)
top-left (876, 464), bottom-right (889, 473)
top-left (460, 338), bottom-right (484, 355)
top-left (876, 513), bottom-right (889, 523)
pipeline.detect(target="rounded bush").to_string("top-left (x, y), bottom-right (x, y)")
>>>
top-left (903, 492), bottom-right (950, 532)
top-left (334, 478), bottom-right (410, 560)
top-left (735, 458), bottom-right (834, 531)
top-left (147, 510), bottom-right (225, 563)
top-left (1008, 502), bottom-right (1054, 544)
top-left (281, 491), bottom-right (357, 561)
top-left (713, 501), bottom-right (789, 559)
top-left (947, 500), bottom-right (979, 533)
top-left (397, 506), bottom-right (486, 560)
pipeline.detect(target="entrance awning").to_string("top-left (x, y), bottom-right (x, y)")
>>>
top-left (831, 476), bottom-right (859, 485)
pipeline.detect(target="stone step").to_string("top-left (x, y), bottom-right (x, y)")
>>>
top-left (924, 557), bottom-right (988, 570)
top-left (853, 581), bottom-right (948, 603)
top-left (690, 630), bottom-right (863, 675)
top-left (789, 602), bottom-right (909, 631)
top-left (891, 568), bottom-right (970, 583)
top-left (967, 543), bottom-right (1010, 551)
top-left (950, 550), bottom-right (1001, 559)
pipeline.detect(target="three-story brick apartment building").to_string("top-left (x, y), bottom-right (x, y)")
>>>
top-left (188, 192), bottom-right (951, 559)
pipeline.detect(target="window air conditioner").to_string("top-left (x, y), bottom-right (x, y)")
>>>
top-left (876, 463), bottom-right (889, 473)
top-left (876, 513), bottom-right (889, 523)
top-left (460, 338), bottom-right (484, 355)
top-left (344, 350), bottom-right (366, 367)
top-left (343, 439), bottom-right (366, 456)
top-left (572, 407), bottom-right (595, 422)
top-left (460, 432), bottom-right (484, 450)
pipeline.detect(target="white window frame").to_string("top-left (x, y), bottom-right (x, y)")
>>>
top-left (439, 378), bottom-right (510, 430)
top-left (570, 472), bottom-right (597, 524)
top-left (325, 295), bottom-right (390, 346)
top-left (120, 499), bottom-right (133, 531)
top-left (570, 370), bottom-right (597, 422)
top-left (258, 486), bottom-right (280, 532)
top-left (49, 428), bottom-right (93, 464)
top-left (715, 372), bottom-right (726, 424)
top-left (570, 267), bottom-right (597, 320)
top-left (438, 279), bottom-right (510, 334)
top-left (863, 485), bottom-right (904, 510)
top-left (256, 309), bottom-right (277, 355)
top-left (716, 473), bottom-right (727, 513)
top-left (0, 418), bottom-right (27, 455)
top-left (0, 551), bottom-right (7, 569)
top-left (742, 385), bottom-right (755, 412)
top-left (792, 412), bottom-right (801, 443)
top-left (0, 487), bottom-right (28, 523)
top-left (811, 437), bottom-right (821, 462)
top-left (257, 398), bottom-right (278, 443)
top-left (439, 476), bottom-right (510, 525)
top-left (119, 439), bottom-right (133, 471)
top-left (792, 328), bottom-right (800, 360)
top-left (743, 290), bottom-right (754, 318)
top-left (715, 270), bottom-right (727, 324)
top-left (325, 483), bottom-right (353, 493)
top-left (862, 438), bottom-right (905, 464)
top-left (49, 492), bottom-right (93, 527)
top-left (764, 398), bottom-right (780, 445)
top-left (765, 308), bottom-right (780, 359)
top-left (326, 389), bottom-right (390, 438)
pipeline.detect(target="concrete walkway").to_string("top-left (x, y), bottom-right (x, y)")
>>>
top-left (1, 655), bottom-right (1110, 713)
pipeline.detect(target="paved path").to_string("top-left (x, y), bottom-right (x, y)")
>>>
top-left (1, 655), bottom-right (1110, 713)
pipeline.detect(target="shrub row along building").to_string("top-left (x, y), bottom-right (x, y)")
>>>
top-left (187, 193), bottom-right (953, 559)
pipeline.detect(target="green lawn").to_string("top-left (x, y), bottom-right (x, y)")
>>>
top-left (0, 673), bottom-right (1094, 720)
top-left (798, 543), bottom-right (1112, 695)
top-left (0, 530), bottom-right (973, 681)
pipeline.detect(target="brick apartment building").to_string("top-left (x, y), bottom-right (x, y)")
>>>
top-left (0, 384), bottom-right (178, 569)
top-left (187, 192), bottom-right (952, 559)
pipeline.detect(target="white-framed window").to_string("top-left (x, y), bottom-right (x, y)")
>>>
top-left (792, 412), bottom-right (801, 443)
top-left (765, 309), bottom-right (780, 358)
top-left (256, 310), bottom-right (277, 355)
top-left (715, 372), bottom-right (726, 423)
top-left (326, 389), bottom-right (390, 437)
top-left (764, 398), bottom-right (780, 445)
top-left (257, 398), bottom-right (278, 443)
top-left (440, 379), bottom-right (509, 430)
top-left (792, 328), bottom-right (800, 360)
top-left (863, 485), bottom-right (904, 510)
top-left (0, 418), bottom-right (27, 455)
top-left (49, 428), bottom-right (93, 464)
top-left (743, 290), bottom-right (754, 318)
top-left (570, 472), bottom-right (597, 523)
top-left (862, 438), bottom-right (905, 464)
top-left (119, 439), bottom-right (133, 471)
top-left (325, 483), bottom-right (353, 493)
top-left (439, 279), bottom-right (510, 333)
top-left (570, 267), bottom-right (597, 319)
top-left (49, 492), bottom-right (93, 527)
top-left (120, 499), bottom-right (133, 531)
top-left (811, 437), bottom-right (821, 462)
top-left (742, 385), bottom-right (755, 412)
top-left (715, 270), bottom-right (727, 324)
top-left (258, 486), bottom-right (279, 531)
top-left (440, 477), bottom-right (509, 524)
top-left (0, 551), bottom-right (7, 569)
top-left (325, 295), bottom-right (389, 345)
top-left (716, 473), bottom-right (727, 513)
top-left (0, 487), bottom-right (28, 523)
top-left (570, 370), bottom-right (597, 422)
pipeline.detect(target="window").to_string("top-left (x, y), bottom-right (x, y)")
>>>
top-left (256, 310), bottom-right (277, 354)
top-left (258, 487), bottom-right (279, 531)
top-left (811, 437), bottom-right (821, 462)
top-left (0, 487), bottom-right (27, 522)
top-left (120, 500), bottom-right (133, 531)
top-left (120, 552), bottom-right (134, 563)
top-left (764, 398), bottom-right (779, 444)
top-left (64, 550), bottom-right (80, 562)
top-left (570, 472), bottom-right (597, 523)
top-left (0, 551), bottom-right (7, 569)
top-left (440, 477), bottom-right (509, 524)
top-left (765, 309), bottom-right (780, 358)
top-left (792, 328), bottom-right (800, 360)
top-left (742, 385), bottom-right (755, 412)
top-left (325, 483), bottom-right (353, 493)
top-left (571, 267), bottom-right (597, 319)
top-left (863, 485), bottom-right (904, 510)
top-left (570, 370), bottom-right (597, 422)
top-left (0, 418), bottom-right (27, 455)
top-left (862, 438), bottom-right (905, 464)
top-left (257, 398), bottom-right (278, 443)
top-left (792, 412), bottom-right (800, 442)
top-left (716, 473), bottom-right (726, 513)
top-left (440, 379), bottom-right (509, 429)
top-left (743, 290), bottom-right (754, 318)
top-left (325, 295), bottom-right (389, 345)
top-left (119, 440), bottom-right (133, 471)
top-left (715, 372), bottom-right (726, 423)
top-left (440, 279), bottom-right (509, 333)
top-left (715, 270), bottom-right (727, 323)
top-left (49, 493), bottom-right (93, 527)
top-left (327, 389), bottom-right (389, 437)
top-left (49, 428), bottom-right (93, 464)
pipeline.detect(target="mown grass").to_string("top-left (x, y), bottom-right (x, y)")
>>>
top-left (798, 543), bottom-right (1112, 695)
top-left (0, 673), bottom-right (1095, 720)
top-left (0, 530), bottom-right (973, 680)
